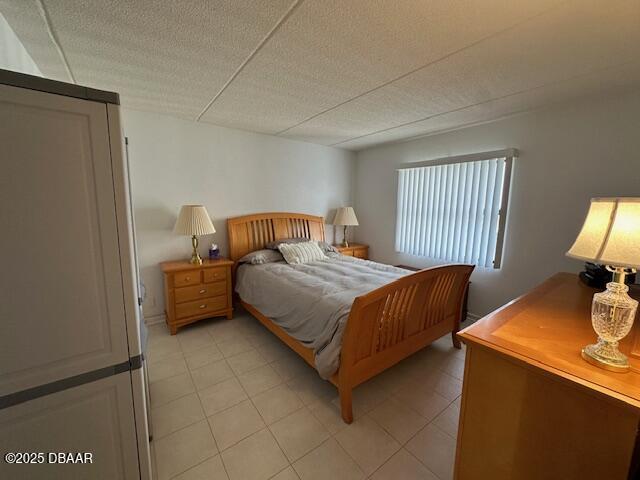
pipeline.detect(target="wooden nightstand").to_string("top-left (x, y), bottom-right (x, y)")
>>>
top-left (334, 243), bottom-right (369, 260)
top-left (161, 258), bottom-right (234, 335)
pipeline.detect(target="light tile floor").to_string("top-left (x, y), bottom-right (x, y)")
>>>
top-left (146, 308), bottom-right (466, 480)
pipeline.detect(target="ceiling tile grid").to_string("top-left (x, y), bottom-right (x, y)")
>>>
top-left (336, 62), bottom-right (640, 150)
top-left (280, 0), bottom-right (640, 146)
top-left (3, 0), bottom-right (639, 150)
top-left (198, 0), bottom-right (562, 133)
top-left (0, 0), bottom-right (69, 81)
top-left (4, 0), bottom-right (295, 118)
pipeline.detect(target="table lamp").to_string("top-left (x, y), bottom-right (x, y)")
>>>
top-left (566, 198), bottom-right (640, 372)
top-left (333, 207), bottom-right (359, 247)
top-left (174, 205), bottom-right (216, 265)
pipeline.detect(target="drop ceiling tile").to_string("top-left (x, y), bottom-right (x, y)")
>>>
top-left (283, 0), bottom-right (640, 146)
top-left (276, 132), bottom-right (349, 147)
top-left (337, 62), bottom-right (640, 150)
top-left (4, 0), bottom-right (639, 149)
top-left (4, 0), bottom-right (294, 118)
top-left (199, 0), bottom-right (562, 133)
top-left (0, 1), bottom-right (68, 81)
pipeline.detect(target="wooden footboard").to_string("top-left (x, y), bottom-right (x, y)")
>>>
top-left (337, 264), bottom-right (474, 422)
top-left (226, 212), bottom-right (474, 424)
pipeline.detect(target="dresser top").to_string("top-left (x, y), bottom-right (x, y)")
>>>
top-left (160, 257), bottom-right (233, 272)
top-left (460, 272), bottom-right (640, 409)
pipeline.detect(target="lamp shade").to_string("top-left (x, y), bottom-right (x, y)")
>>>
top-left (173, 205), bottom-right (216, 236)
top-left (332, 207), bottom-right (359, 226)
top-left (566, 198), bottom-right (640, 269)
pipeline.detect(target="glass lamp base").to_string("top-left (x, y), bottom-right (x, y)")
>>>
top-left (582, 274), bottom-right (638, 374)
top-left (581, 342), bottom-right (629, 373)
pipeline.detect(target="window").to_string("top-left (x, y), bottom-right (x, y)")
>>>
top-left (395, 149), bottom-right (516, 268)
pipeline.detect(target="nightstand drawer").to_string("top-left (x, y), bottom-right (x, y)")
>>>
top-left (354, 249), bottom-right (368, 259)
top-left (174, 270), bottom-right (201, 287)
top-left (175, 282), bottom-right (226, 304)
top-left (334, 243), bottom-right (369, 260)
top-left (162, 258), bottom-right (234, 334)
top-left (203, 267), bottom-right (227, 283)
top-left (175, 295), bottom-right (227, 319)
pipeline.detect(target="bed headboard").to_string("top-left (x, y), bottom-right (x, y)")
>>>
top-left (227, 212), bottom-right (326, 262)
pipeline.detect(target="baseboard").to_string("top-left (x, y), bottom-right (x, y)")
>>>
top-left (144, 313), bottom-right (165, 326)
top-left (464, 312), bottom-right (481, 324)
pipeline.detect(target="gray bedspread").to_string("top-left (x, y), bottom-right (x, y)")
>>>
top-left (235, 253), bottom-right (409, 379)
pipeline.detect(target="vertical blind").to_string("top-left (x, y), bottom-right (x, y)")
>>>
top-left (395, 154), bottom-right (513, 268)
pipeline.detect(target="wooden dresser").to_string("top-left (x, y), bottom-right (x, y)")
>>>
top-left (161, 258), bottom-right (233, 334)
top-left (334, 243), bottom-right (369, 259)
top-left (456, 273), bottom-right (640, 479)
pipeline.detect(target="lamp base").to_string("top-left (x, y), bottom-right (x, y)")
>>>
top-left (189, 235), bottom-right (203, 265)
top-left (581, 343), bottom-right (629, 373)
top-left (342, 225), bottom-right (349, 248)
top-left (580, 267), bottom-right (638, 374)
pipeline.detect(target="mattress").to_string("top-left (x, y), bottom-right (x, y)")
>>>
top-left (235, 253), bottom-right (409, 378)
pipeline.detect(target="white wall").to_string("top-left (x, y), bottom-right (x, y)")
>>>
top-left (122, 109), bottom-right (355, 320)
top-left (354, 90), bottom-right (640, 317)
top-left (0, 12), bottom-right (41, 76)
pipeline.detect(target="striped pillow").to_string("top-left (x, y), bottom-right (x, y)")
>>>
top-left (278, 241), bottom-right (327, 265)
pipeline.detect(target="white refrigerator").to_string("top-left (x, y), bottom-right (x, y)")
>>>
top-left (0, 68), bottom-right (152, 479)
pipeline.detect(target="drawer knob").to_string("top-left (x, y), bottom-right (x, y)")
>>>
top-left (199, 304), bottom-right (206, 309)
top-left (199, 289), bottom-right (206, 294)
top-left (185, 277), bottom-right (190, 281)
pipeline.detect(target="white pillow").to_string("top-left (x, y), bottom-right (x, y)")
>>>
top-left (278, 241), bottom-right (327, 265)
top-left (238, 249), bottom-right (284, 265)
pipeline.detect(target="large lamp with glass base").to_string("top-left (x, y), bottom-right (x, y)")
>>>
top-left (174, 205), bottom-right (216, 265)
top-left (566, 197), bottom-right (640, 372)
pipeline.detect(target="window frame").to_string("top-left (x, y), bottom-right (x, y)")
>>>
top-left (395, 148), bottom-right (517, 269)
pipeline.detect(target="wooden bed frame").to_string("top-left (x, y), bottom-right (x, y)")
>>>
top-left (227, 212), bottom-right (473, 423)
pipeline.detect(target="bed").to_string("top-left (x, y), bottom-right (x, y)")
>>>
top-left (228, 212), bottom-right (473, 423)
